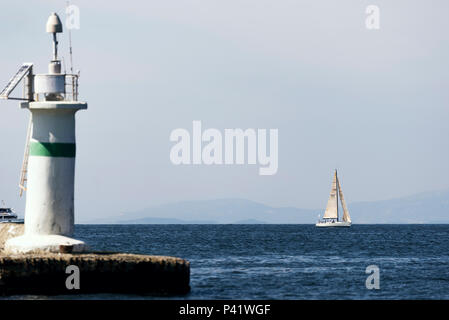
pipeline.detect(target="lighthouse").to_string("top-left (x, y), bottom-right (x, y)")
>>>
top-left (3, 13), bottom-right (87, 253)
top-left (0, 11), bottom-right (191, 296)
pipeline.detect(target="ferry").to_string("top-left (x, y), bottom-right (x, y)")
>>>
top-left (0, 201), bottom-right (23, 223)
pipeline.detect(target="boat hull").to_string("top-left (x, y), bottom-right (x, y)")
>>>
top-left (0, 219), bottom-right (24, 224)
top-left (315, 221), bottom-right (351, 228)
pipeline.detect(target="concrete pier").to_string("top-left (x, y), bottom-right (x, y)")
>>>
top-left (0, 224), bottom-right (190, 295)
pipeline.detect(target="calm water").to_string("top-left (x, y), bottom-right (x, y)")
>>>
top-left (9, 224), bottom-right (449, 299)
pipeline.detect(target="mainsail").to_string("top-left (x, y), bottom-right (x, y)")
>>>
top-left (337, 177), bottom-right (351, 222)
top-left (322, 171), bottom-right (338, 219)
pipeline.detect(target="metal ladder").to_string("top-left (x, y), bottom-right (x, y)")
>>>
top-left (19, 117), bottom-right (32, 197)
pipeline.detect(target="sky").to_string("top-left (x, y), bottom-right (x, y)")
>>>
top-left (0, 0), bottom-right (448, 221)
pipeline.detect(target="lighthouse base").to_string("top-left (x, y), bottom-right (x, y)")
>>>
top-left (4, 234), bottom-right (87, 254)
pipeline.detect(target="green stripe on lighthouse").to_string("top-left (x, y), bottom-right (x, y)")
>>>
top-left (30, 142), bottom-right (76, 158)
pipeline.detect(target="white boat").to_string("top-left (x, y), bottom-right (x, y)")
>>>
top-left (0, 201), bottom-right (23, 223)
top-left (316, 170), bottom-right (351, 228)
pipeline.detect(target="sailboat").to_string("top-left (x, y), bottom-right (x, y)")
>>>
top-left (316, 170), bottom-right (351, 227)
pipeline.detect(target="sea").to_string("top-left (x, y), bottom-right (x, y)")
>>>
top-left (7, 224), bottom-right (449, 299)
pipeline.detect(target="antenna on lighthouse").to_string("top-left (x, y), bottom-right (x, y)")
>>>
top-left (66, 1), bottom-right (74, 75)
top-left (46, 12), bottom-right (63, 74)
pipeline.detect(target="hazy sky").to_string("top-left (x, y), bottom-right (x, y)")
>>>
top-left (0, 0), bottom-right (448, 221)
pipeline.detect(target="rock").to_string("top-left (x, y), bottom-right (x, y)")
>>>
top-left (0, 223), bottom-right (24, 251)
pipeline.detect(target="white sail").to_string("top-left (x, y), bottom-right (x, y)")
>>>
top-left (337, 177), bottom-right (351, 223)
top-left (322, 170), bottom-right (338, 219)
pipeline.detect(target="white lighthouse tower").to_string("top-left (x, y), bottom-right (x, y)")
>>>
top-left (2, 13), bottom-right (87, 253)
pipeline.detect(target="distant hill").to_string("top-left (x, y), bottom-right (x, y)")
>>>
top-left (88, 198), bottom-right (316, 224)
top-left (120, 217), bottom-right (217, 224)
top-left (350, 189), bottom-right (449, 223)
top-left (86, 189), bottom-right (449, 224)
top-left (232, 219), bottom-right (267, 224)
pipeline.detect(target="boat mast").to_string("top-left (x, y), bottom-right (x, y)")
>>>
top-left (335, 169), bottom-right (339, 221)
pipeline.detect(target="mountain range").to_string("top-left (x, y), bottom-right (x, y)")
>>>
top-left (85, 189), bottom-right (449, 224)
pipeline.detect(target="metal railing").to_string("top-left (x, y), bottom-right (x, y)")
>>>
top-left (65, 73), bottom-right (79, 101)
top-left (29, 73), bottom-right (80, 102)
